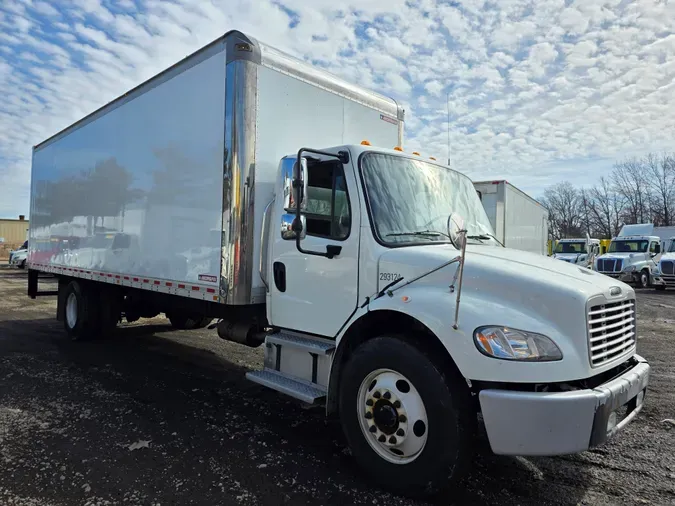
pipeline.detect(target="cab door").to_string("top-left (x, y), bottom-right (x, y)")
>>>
top-left (268, 151), bottom-right (360, 337)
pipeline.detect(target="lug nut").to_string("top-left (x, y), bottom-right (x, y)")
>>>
top-left (383, 391), bottom-right (391, 400)
top-left (389, 436), bottom-right (397, 444)
top-left (366, 399), bottom-right (374, 407)
top-left (369, 425), bottom-right (377, 433)
top-left (378, 435), bottom-right (386, 443)
top-left (373, 391), bottom-right (381, 399)
top-left (398, 415), bottom-right (407, 423)
top-left (393, 400), bottom-right (401, 409)
top-left (365, 412), bottom-right (372, 419)
top-left (396, 429), bottom-right (404, 437)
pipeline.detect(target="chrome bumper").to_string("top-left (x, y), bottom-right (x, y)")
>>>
top-left (479, 355), bottom-right (650, 456)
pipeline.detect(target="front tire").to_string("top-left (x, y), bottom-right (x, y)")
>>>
top-left (638, 269), bottom-right (650, 289)
top-left (339, 336), bottom-right (475, 497)
top-left (19, 260), bottom-right (26, 269)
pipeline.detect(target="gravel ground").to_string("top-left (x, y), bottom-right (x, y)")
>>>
top-left (0, 266), bottom-right (674, 506)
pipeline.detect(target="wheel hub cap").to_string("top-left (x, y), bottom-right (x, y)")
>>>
top-left (357, 369), bottom-right (428, 464)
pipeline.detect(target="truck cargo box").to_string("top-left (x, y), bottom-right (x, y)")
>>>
top-left (29, 30), bottom-right (403, 306)
top-left (473, 180), bottom-right (548, 255)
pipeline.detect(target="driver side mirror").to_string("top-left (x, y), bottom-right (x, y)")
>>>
top-left (652, 243), bottom-right (661, 256)
top-left (282, 156), bottom-right (308, 213)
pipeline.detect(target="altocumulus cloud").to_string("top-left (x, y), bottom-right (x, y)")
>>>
top-left (2, 0), bottom-right (675, 216)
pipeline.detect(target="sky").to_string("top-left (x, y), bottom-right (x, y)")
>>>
top-left (2, 0), bottom-right (675, 218)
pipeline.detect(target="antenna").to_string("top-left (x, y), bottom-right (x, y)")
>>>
top-left (447, 90), bottom-right (451, 167)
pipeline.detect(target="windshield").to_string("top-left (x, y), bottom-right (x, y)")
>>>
top-left (669, 240), bottom-right (675, 253)
top-left (555, 242), bottom-right (586, 253)
top-left (609, 240), bottom-right (648, 253)
top-left (360, 152), bottom-right (495, 246)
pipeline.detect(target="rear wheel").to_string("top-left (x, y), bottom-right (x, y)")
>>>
top-left (63, 281), bottom-right (98, 341)
top-left (167, 312), bottom-right (212, 330)
top-left (339, 336), bottom-right (475, 497)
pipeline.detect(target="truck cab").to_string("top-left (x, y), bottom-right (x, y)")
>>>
top-left (594, 226), bottom-right (662, 288)
top-left (249, 142), bottom-right (649, 495)
top-left (552, 237), bottom-right (600, 268)
top-left (652, 237), bottom-right (675, 290)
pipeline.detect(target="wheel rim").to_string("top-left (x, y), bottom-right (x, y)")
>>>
top-left (641, 272), bottom-right (648, 287)
top-left (66, 293), bottom-right (78, 329)
top-left (357, 368), bottom-right (428, 465)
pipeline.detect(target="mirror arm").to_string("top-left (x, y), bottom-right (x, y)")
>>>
top-left (293, 147), bottom-right (349, 259)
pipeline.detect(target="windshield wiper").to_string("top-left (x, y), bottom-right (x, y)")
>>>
top-left (466, 233), bottom-right (504, 246)
top-left (386, 230), bottom-right (450, 239)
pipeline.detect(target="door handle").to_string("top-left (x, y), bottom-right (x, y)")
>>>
top-left (273, 262), bottom-right (286, 292)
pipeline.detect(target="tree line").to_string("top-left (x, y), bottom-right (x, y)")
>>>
top-left (540, 152), bottom-right (675, 240)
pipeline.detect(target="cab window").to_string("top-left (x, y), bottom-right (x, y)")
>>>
top-left (305, 160), bottom-right (351, 240)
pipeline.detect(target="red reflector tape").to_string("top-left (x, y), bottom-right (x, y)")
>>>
top-left (115, 275), bottom-right (120, 279)
top-left (206, 288), bottom-right (215, 293)
top-left (107, 274), bottom-right (112, 277)
top-left (124, 276), bottom-right (129, 280)
top-left (166, 282), bottom-right (173, 287)
top-left (143, 279), bottom-right (149, 283)
top-left (133, 277), bottom-right (139, 282)
top-left (178, 284), bottom-right (186, 289)
top-left (154, 280), bottom-right (160, 285)
top-left (191, 286), bottom-right (199, 291)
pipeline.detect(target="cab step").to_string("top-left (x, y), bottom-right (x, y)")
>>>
top-left (266, 330), bottom-right (335, 355)
top-left (246, 369), bottom-right (327, 404)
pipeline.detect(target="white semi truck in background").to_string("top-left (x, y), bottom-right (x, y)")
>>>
top-left (595, 224), bottom-right (662, 288)
top-left (27, 30), bottom-right (650, 497)
top-left (473, 180), bottom-right (548, 255)
top-left (552, 237), bottom-right (600, 268)
top-left (653, 236), bottom-right (675, 291)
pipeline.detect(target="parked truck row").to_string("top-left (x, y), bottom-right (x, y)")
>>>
top-left (26, 31), bottom-right (649, 497)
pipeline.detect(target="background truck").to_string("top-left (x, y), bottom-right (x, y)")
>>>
top-left (594, 223), bottom-right (662, 288)
top-left (653, 236), bottom-right (675, 290)
top-left (27, 30), bottom-right (650, 497)
top-left (552, 237), bottom-right (600, 268)
top-left (473, 180), bottom-right (548, 255)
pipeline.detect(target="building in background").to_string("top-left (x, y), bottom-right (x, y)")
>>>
top-left (0, 216), bottom-right (29, 260)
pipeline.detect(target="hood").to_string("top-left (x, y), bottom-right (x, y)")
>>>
top-left (553, 252), bottom-right (586, 261)
top-left (379, 244), bottom-right (629, 298)
top-left (660, 253), bottom-right (675, 261)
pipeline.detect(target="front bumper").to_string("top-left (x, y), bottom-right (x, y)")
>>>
top-left (479, 355), bottom-right (649, 456)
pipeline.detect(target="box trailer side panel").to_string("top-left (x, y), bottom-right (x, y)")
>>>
top-left (504, 182), bottom-right (548, 255)
top-left (473, 182), bottom-right (504, 243)
top-left (251, 62), bottom-right (401, 303)
top-left (29, 45), bottom-right (227, 293)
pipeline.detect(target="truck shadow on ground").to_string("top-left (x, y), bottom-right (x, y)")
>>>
top-left (0, 317), bottom-right (594, 506)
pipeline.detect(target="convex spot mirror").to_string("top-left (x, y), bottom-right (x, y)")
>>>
top-left (447, 213), bottom-right (466, 250)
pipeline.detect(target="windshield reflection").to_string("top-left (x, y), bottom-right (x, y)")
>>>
top-left (360, 153), bottom-right (495, 246)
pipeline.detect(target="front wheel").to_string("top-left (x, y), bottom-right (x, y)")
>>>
top-left (339, 336), bottom-right (475, 497)
top-left (638, 269), bottom-right (650, 289)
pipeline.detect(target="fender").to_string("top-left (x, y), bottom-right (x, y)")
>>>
top-left (327, 283), bottom-right (589, 414)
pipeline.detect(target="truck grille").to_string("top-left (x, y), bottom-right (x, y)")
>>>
top-left (587, 299), bottom-right (636, 367)
top-left (597, 258), bottom-right (623, 273)
top-left (661, 261), bottom-right (674, 275)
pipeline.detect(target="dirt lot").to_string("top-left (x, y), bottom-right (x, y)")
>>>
top-left (0, 266), bottom-right (674, 506)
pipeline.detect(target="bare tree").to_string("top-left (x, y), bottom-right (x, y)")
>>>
top-left (612, 158), bottom-right (652, 224)
top-left (645, 153), bottom-right (675, 226)
top-left (541, 181), bottom-right (583, 240)
top-left (587, 177), bottom-right (624, 238)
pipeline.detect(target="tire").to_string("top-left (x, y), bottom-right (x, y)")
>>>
top-left (339, 336), bottom-right (475, 497)
top-left (167, 312), bottom-right (212, 330)
top-left (639, 269), bottom-right (650, 289)
top-left (655, 285), bottom-right (666, 291)
top-left (63, 281), bottom-right (98, 341)
top-left (19, 260), bottom-right (26, 269)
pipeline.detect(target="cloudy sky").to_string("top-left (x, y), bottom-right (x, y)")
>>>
top-left (1, 0), bottom-right (675, 218)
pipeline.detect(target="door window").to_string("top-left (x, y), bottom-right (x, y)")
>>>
top-left (650, 242), bottom-right (659, 254)
top-left (305, 161), bottom-right (351, 240)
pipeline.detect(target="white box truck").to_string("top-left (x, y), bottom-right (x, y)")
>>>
top-left (27, 30), bottom-right (649, 497)
top-left (473, 180), bottom-right (548, 255)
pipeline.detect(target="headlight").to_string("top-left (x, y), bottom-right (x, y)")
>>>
top-left (474, 326), bottom-right (563, 361)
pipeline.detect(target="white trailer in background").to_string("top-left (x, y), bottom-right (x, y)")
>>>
top-left (473, 180), bottom-right (548, 255)
top-left (26, 30), bottom-right (650, 498)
